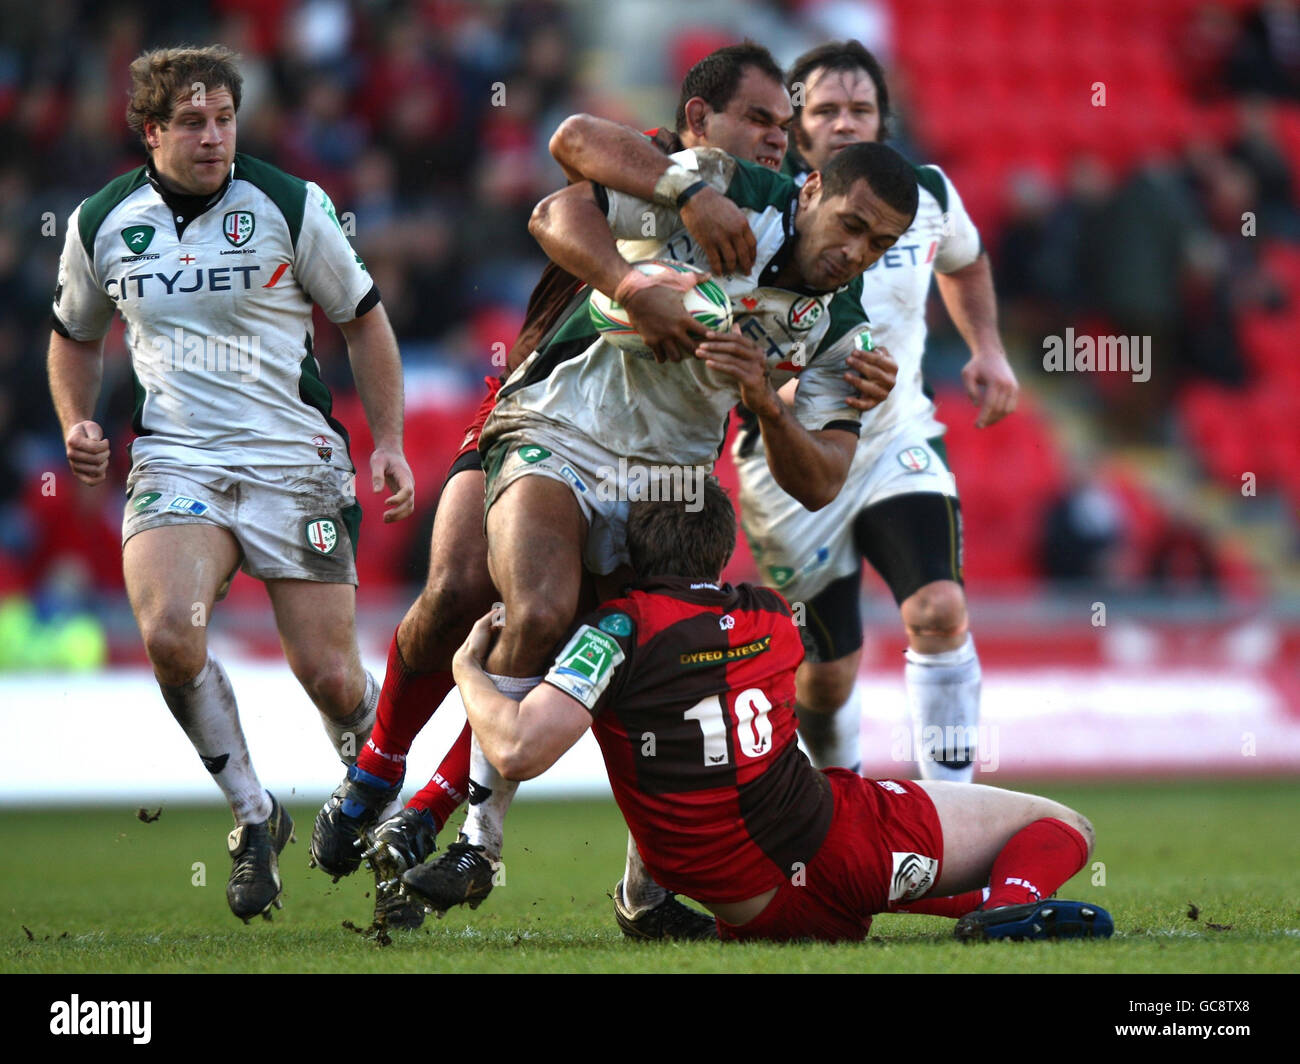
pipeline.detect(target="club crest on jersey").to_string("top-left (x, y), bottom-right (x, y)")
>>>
top-left (223, 211), bottom-right (255, 247)
top-left (305, 518), bottom-right (338, 555)
top-left (121, 225), bottom-right (155, 253)
top-left (898, 446), bottom-right (931, 472)
top-left (889, 851), bottom-right (939, 904)
top-left (311, 435), bottom-right (333, 462)
top-left (787, 296), bottom-right (824, 332)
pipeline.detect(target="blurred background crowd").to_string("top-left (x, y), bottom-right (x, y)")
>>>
top-left (1, 0), bottom-right (1298, 668)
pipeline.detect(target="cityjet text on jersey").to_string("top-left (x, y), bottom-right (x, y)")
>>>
top-left (104, 264), bottom-right (264, 301)
top-left (151, 327), bottom-right (262, 382)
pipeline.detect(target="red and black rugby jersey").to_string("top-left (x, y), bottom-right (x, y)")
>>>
top-left (544, 577), bottom-right (834, 904)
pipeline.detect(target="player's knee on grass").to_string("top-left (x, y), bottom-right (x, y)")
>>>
top-left (901, 581), bottom-right (968, 649)
top-left (796, 656), bottom-right (858, 714)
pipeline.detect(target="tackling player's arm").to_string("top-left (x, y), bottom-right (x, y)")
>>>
top-left (935, 253), bottom-right (1018, 428)
top-left (549, 114), bottom-right (756, 276)
top-left (528, 181), bottom-right (709, 362)
top-left (48, 333), bottom-right (110, 486)
top-left (697, 327), bottom-right (856, 511)
top-left (337, 303), bottom-right (415, 522)
top-left (453, 613), bottom-right (593, 781)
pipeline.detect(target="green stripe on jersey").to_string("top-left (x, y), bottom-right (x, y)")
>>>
top-left (78, 168), bottom-right (149, 256)
top-left (816, 275), bottom-right (868, 353)
top-left (234, 154), bottom-right (307, 249)
top-left (913, 165), bottom-right (948, 213)
top-left (726, 158), bottom-right (797, 213)
top-left (297, 344), bottom-right (353, 467)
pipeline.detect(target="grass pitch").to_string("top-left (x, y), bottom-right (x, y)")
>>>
top-left (2, 779), bottom-right (1296, 974)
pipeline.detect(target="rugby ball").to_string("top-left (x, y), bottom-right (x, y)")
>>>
top-left (589, 260), bottom-right (732, 357)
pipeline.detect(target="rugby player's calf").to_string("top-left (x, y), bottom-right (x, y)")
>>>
top-left (901, 580), bottom-right (981, 783)
top-left (353, 469), bottom-right (496, 808)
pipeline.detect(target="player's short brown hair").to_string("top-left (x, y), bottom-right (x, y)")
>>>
top-left (627, 476), bottom-right (736, 581)
top-left (126, 45), bottom-right (243, 144)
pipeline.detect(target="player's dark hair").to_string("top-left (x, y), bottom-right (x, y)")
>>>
top-left (819, 141), bottom-right (918, 220)
top-left (627, 476), bottom-right (736, 581)
top-left (674, 42), bottom-right (785, 134)
top-left (787, 40), bottom-right (891, 142)
top-left (127, 45), bottom-right (243, 146)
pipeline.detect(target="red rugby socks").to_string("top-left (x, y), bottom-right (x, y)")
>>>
top-left (983, 817), bottom-right (1090, 909)
top-left (355, 627), bottom-right (454, 785)
top-left (408, 721), bottom-right (472, 832)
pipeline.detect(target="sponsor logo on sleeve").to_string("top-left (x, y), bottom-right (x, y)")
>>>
top-left (597, 612), bottom-right (632, 637)
top-left (547, 625), bottom-right (625, 710)
top-left (518, 445), bottom-right (551, 464)
top-left (131, 491), bottom-right (162, 512)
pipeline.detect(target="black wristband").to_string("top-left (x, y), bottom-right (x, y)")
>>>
top-left (676, 180), bottom-right (709, 208)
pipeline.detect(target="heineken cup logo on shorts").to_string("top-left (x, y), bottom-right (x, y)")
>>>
top-left (305, 518), bottom-right (338, 555)
top-left (223, 210), bottom-right (255, 247)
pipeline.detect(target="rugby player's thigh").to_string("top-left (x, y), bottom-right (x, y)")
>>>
top-left (123, 523), bottom-right (241, 627)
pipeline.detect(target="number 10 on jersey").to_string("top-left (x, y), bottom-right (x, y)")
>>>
top-left (683, 688), bottom-right (774, 765)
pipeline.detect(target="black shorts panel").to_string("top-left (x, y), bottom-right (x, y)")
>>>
top-left (852, 491), bottom-right (963, 606)
top-left (795, 572), bottom-right (864, 664)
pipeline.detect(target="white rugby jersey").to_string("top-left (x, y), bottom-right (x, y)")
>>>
top-left (483, 148), bottom-right (870, 469)
top-left (53, 155), bottom-right (377, 471)
top-left (789, 162), bottom-right (981, 445)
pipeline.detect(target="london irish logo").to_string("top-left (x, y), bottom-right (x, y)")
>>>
top-left (223, 211), bottom-right (255, 247)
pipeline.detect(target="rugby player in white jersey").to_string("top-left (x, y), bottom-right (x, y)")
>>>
top-left (739, 41), bottom-right (1019, 782)
top-left (47, 46), bottom-right (414, 922)
top-left (398, 129), bottom-right (918, 917)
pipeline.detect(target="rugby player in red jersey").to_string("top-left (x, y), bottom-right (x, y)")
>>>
top-left (416, 481), bottom-right (1112, 943)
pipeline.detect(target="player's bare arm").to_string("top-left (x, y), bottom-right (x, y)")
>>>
top-left (697, 327), bottom-right (856, 510)
top-left (48, 332), bottom-right (110, 486)
top-left (529, 182), bottom-right (709, 362)
top-left (338, 303), bottom-right (415, 523)
top-left (549, 114), bottom-right (757, 277)
top-left (452, 612), bottom-right (592, 781)
top-left (935, 252), bottom-right (1018, 428)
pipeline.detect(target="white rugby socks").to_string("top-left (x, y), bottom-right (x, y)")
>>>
top-left (904, 633), bottom-right (981, 783)
top-left (460, 672), bottom-right (542, 860)
top-left (797, 688), bottom-right (863, 772)
top-left (319, 670), bottom-right (379, 766)
top-left (159, 656), bottom-right (271, 824)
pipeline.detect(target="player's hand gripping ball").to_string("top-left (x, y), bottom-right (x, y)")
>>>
top-left (589, 260), bottom-right (732, 358)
